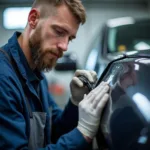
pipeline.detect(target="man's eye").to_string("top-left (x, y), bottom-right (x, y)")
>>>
top-left (55, 29), bottom-right (65, 36)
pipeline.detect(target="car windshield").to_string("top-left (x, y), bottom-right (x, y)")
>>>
top-left (108, 22), bottom-right (150, 53)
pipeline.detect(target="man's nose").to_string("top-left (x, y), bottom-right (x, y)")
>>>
top-left (58, 39), bottom-right (68, 52)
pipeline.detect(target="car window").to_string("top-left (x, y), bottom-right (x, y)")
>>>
top-left (108, 22), bottom-right (150, 53)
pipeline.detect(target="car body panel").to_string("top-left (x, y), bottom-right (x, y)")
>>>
top-left (96, 50), bottom-right (150, 150)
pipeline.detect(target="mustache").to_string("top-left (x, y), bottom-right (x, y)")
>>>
top-left (50, 49), bottom-right (63, 58)
top-left (34, 48), bottom-right (63, 60)
top-left (33, 48), bottom-right (64, 67)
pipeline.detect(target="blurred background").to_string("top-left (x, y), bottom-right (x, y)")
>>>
top-left (0, 0), bottom-right (150, 108)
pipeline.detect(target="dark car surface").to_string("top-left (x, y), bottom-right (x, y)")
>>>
top-left (85, 17), bottom-right (150, 78)
top-left (95, 50), bottom-right (150, 150)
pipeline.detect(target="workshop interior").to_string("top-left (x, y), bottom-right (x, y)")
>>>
top-left (0, 0), bottom-right (150, 149)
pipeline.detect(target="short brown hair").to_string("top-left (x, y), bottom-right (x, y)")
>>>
top-left (32, 0), bottom-right (86, 24)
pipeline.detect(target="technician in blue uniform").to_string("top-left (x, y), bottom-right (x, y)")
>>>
top-left (0, 0), bottom-right (110, 149)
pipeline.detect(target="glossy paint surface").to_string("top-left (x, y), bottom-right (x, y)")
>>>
top-left (96, 55), bottom-right (150, 150)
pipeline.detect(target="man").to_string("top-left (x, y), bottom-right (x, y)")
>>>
top-left (0, 0), bottom-right (110, 149)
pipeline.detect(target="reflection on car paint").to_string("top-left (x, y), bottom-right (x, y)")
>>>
top-left (96, 53), bottom-right (150, 150)
top-left (105, 64), bottom-right (123, 86)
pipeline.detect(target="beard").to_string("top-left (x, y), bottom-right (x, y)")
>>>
top-left (29, 26), bottom-right (63, 72)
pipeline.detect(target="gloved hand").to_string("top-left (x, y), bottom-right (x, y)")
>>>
top-left (77, 81), bottom-right (110, 139)
top-left (70, 70), bottom-right (97, 106)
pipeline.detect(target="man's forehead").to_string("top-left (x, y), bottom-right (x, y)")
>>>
top-left (48, 14), bottom-right (79, 37)
top-left (55, 4), bottom-right (79, 30)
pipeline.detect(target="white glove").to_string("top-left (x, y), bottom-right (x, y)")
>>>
top-left (77, 81), bottom-right (110, 139)
top-left (70, 70), bottom-right (97, 106)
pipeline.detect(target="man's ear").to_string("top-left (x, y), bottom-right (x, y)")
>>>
top-left (28, 8), bottom-right (40, 29)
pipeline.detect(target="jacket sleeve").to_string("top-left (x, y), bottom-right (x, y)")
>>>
top-left (40, 128), bottom-right (90, 150)
top-left (0, 73), bottom-right (90, 150)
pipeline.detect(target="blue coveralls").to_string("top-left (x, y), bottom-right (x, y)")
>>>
top-left (0, 32), bottom-right (90, 150)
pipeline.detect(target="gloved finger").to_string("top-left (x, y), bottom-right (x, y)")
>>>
top-left (79, 93), bottom-right (96, 106)
top-left (82, 81), bottom-right (108, 105)
top-left (88, 82), bottom-right (109, 107)
top-left (92, 85), bottom-right (109, 109)
top-left (83, 92), bottom-right (96, 104)
top-left (85, 81), bottom-right (105, 104)
top-left (90, 70), bottom-right (97, 82)
top-left (92, 85), bottom-right (109, 108)
top-left (95, 93), bottom-right (109, 116)
top-left (72, 76), bottom-right (84, 87)
top-left (92, 81), bottom-right (107, 93)
top-left (84, 94), bottom-right (87, 99)
top-left (75, 70), bottom-right (96, 83)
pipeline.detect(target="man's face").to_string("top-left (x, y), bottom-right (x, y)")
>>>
top-left (29, 4), bottom-right (79, 71)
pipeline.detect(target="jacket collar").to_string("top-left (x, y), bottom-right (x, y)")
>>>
top-left (8, 31), bottom-right (44, 82)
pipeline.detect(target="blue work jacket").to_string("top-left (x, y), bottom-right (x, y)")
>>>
top-left (0, 32), bottom-right (90, 150)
